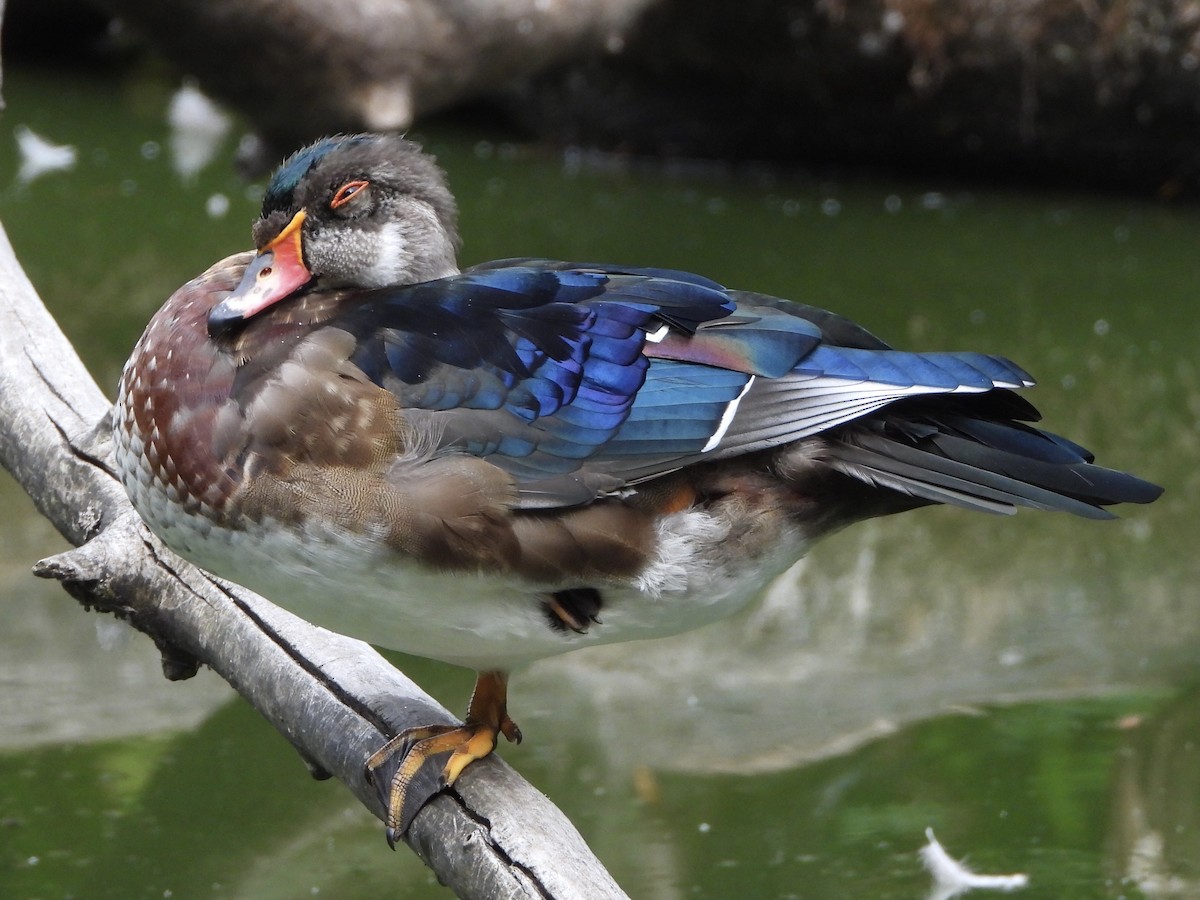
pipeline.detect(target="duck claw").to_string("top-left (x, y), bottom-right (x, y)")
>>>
top-left (365, 671), bottom-right (520, 843)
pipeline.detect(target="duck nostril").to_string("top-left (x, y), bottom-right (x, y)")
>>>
top-left (258, 266), bottom-right (273, 279)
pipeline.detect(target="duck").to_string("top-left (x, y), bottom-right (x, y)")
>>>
top-left (112, 132), bottom-right (1163, 844)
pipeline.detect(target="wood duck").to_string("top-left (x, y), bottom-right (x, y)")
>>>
top-left (113, 133), bottom-right (1162, 842)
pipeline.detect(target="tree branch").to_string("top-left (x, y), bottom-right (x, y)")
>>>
top-left (0, 213), bottom-right (627, 898)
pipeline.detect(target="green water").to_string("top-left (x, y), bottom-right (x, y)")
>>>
top-left (1, 61), bottom-right (1197, 898)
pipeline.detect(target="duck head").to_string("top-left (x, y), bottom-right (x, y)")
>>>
top-left (208, 133), bottom-right (461, 336)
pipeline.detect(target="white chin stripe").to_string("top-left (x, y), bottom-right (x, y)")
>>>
top-left (362, 221), bottom-right (409, 287)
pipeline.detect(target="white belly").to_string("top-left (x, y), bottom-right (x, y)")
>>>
top-left (127, 474), bottom-right (808, 670)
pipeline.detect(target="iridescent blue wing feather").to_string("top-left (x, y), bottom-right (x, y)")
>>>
top-left (328, 262), bottom-right (1160, 515)
top-left (336, 264), bottom-right (751, 501)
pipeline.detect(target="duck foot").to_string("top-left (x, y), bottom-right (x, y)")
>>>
top-left (365, 670), bottom-right (521, 845)
top-left (544, 587), bottom-right (603, 633)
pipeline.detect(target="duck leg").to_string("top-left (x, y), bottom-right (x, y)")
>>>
top-left (366, 670), bottom-right (522, 845)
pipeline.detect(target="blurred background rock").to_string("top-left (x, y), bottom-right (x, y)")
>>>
top-left (7, 0), bottom-right (1200, 194)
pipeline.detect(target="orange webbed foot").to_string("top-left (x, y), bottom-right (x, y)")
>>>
top-left (365, 670), bottom-right (521, 846)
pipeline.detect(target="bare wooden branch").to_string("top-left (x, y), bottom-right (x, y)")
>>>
top-left (0, 213), bottom-right (628, 898)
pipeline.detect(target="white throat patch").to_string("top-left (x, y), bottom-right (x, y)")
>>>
top-left (361, 221), bottom-right (409, 287)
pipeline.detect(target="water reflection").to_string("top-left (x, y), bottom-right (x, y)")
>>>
top-left (14, 124), bottom-right (76, 186)
top-left (519, 505), bottom-right (1176, 780)
top-left (166, 82), bottom-right (233, 181)
top-left (1108, 689), bottom-right (1200, 897)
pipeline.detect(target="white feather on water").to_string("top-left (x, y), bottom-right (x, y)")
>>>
top-left (920, 828), bottom-right (1029, 899)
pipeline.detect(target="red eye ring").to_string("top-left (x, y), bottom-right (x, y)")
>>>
top-left (330, 179), bottom-right (369, 209)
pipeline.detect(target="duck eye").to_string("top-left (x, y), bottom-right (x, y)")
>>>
top-left (330, 179), bottom-right (369, 209)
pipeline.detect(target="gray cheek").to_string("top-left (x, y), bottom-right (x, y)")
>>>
top-left (303, 199), bottom-right (458, 289)
top-left (308, 227), bottom-right (386, 287)
top-left (360, 222), bottom-right (412, 287)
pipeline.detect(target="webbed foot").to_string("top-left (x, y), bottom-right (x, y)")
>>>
top-left (365, 670), bottom-right (521, 845)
